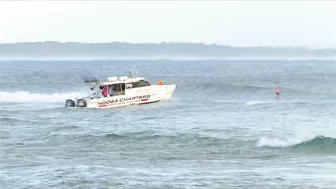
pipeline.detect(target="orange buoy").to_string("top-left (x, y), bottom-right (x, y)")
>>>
top-left (157, 80), bottom-right (163, 85)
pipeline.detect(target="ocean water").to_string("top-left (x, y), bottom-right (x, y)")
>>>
top-left (1, 59), bottom-right (336, 189)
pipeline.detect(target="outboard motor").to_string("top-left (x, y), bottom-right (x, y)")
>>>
top-left (76, 99), bottom-right (87, 107)
top-left (65, 99), bottom-right (75, 107)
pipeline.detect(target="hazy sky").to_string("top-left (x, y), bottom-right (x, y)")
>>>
top-left (0, 1), bottom-right (335, 47)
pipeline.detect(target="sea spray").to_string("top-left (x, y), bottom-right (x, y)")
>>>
top-left (0, 91), bottom-right (86, 103)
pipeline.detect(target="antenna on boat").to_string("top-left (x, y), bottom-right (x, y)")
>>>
top-left (129, 70), bottom-right (137, 78)
top-left (78, 69), bottom-right (100, 83)
top-left (83, 75), bottom-right (100, 83)
top-left (81, 73), bottom-right (100, 83)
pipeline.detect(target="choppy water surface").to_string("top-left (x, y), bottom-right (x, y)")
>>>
top-left (1, 60), bottom-right (336, 189)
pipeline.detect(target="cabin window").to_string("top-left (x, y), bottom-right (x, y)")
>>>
top-left (126, 80), bottom-right (150, 89)
top-left (108, 83), bottom-right (125, 96)
top-left (126, 82), bottom-right (139, 88)
top-left (126, 83), bottom-right (133, 89)
top-left (139, 80), bottom-right (150, 87)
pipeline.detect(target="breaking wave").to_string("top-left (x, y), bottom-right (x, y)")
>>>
top-left (0, 91), bottom-right (85, 103)
top-left (256, 135), bottom-right (336, 149)
top-left (256, 136), bottom-right (305, 148)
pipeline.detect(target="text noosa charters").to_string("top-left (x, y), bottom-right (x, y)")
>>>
top-left (97, 95), bottom-right (150, 106)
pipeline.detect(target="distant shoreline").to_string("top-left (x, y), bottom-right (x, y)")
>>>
top-left (1, 41), bottom-right (336, 59)
top-left (1, 56), bottom-right (336, 61)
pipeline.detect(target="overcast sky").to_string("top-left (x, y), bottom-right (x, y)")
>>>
top-left (0, 1), bottom-right (335, 48)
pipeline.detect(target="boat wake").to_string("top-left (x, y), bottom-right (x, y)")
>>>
top-left (0, 91), bottom-right (85, 103)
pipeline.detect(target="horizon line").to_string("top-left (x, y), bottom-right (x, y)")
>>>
top-left (0, 41), bottom-right (330, 49)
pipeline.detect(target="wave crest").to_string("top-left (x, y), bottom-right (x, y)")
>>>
top-left (256, 135), bottom-right (336, 149)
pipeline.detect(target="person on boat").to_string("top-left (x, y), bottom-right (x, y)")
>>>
top-left (90, 87), bottom-right (97, 97)
top-left (111, 85), bottom-right (118, 96)
top-left (157, 80), bottom-right (163, 85)
top-left (116, 85), bottom-right (123, 95)
top-left (102, 85), bottom-right (108, 97)
top-left (275, 85), bottom-right (280, 95)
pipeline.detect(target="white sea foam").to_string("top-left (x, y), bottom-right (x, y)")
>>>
top-left (245, 100), bottom-right (273, 106)
top-left (0, 91), bottom-right (86, 103)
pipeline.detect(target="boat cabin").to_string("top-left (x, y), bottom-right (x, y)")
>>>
top-left (89, 76), bottom-right (151, 98)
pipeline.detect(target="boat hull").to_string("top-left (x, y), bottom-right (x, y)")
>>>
top-left (84, 84), bottom-right (176, 108)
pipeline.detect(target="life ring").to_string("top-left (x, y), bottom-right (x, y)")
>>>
top-left (157, 80), bottom-right (163, 85)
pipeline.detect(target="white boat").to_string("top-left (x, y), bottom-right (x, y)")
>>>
top-left (65, 71), bottom-right (176, 108)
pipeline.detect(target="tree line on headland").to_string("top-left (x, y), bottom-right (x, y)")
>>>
top-left (0, 41), bottom-right (335, 58)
